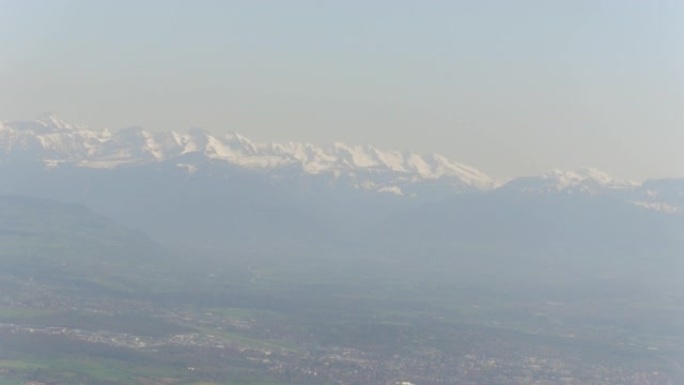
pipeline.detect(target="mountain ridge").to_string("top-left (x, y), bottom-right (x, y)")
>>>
top-left (1, 115), bottom-right (683, 211)
top-left (0, 115), bottom-right (495, 194)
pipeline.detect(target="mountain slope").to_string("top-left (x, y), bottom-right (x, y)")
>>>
top-left (366, 190), bottom-right (684, 287)
top-left (0, 196), bottom-right (166, 280)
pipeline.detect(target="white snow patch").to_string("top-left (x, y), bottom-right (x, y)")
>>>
top-left (0, 115), bottom-right (499, 194)
top-left (631, 201), bottom-right (680, 214)
top-left (377, 186), bottom-right (404, 195)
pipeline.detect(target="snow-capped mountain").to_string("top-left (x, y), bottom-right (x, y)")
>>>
top-left (1, 114), bottom-right (683, 212)
top-left (500, 168), bottom-right (639, 195)
top-left (1, 114), bottom-right (683, 257)
top-left (501, 168), bottom-right (684, 214)
top-left (0, 114), bottom-right (495, 195)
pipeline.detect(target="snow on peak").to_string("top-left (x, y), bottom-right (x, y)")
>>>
top-left (35, 112), bottom-right (76, 131)
top-left (221, 131), bottom-right (259, 156)
top-left (545, 168), bottom-right (637, 190)
top-left (503, 167), bottom-right (638, 194)
top-left (631, 201), bottom-right (681, 214)
top-left (0, 117), bottom-right (496, 192)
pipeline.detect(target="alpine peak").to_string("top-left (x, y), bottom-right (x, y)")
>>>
top-left (0, 116), bottom-right (496, 193)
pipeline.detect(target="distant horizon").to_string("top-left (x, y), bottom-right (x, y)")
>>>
top-left (1, 112), bottom-right (679, 183)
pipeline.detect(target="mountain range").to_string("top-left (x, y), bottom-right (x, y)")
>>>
top-left (0, 113), bottom-right (494, 195)
top-left (2, 114), bottom-right (681, 206)
top-left (1, 114), bottom-right (683, 273)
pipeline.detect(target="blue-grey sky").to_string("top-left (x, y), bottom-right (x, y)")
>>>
top-left (1, 0), bottom-right (683, 180)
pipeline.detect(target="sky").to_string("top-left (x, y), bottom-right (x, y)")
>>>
top-left (1, 0), bottom-right (683, 180)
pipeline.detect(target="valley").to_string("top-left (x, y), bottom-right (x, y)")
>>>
top-left (0, 240), bottom-right (682, 385)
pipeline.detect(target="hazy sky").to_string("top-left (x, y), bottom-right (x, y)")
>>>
top-left (1, 0), bottom-right (683, 180)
